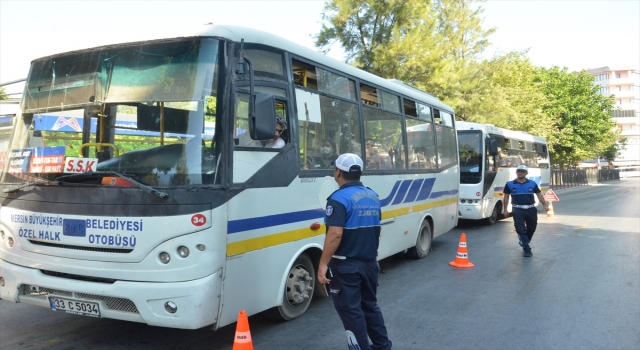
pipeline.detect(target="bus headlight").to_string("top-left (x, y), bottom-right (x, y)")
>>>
top-left (177, 246), bottom-right (189, 258)
top-left (0, 230), bottom-right (4, 240)
top-left (159, 252), bottom-right (171, 264)
top-left (461, 199), bottom-right (466, 203)
top-left (7, 237), bottom-right (14, 248)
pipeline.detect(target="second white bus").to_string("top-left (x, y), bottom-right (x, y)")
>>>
top-left (456, 122), bottom-right (550, 224)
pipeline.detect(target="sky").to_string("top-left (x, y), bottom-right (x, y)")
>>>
top-left (1, 0), bottom-right (639, 97)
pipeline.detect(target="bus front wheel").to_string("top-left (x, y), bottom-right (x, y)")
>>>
top-left (266, 253), bottom-right (315, 321)
top-left (484, 204), bottom-right (500, 225)
top-left (406, 220), bottom-right (432, 259)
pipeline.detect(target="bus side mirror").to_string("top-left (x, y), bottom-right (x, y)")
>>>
top-left (249, 93), bottom-right (276, 140)
top-left (488, 139), bottom-right (498, 155)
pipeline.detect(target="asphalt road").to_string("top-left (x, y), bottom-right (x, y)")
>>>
top-left (1, 178), bottom-right (639, 350)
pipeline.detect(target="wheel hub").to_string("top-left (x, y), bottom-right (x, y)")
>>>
top-left (285, 265), bottom-right (314, 306)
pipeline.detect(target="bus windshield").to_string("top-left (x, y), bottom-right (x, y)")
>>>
top-left (458, 131), bottom-right (482, 184)
top-left (3, 38), bottom-right (220, 186)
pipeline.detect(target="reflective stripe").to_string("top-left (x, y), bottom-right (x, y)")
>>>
top-left (512, 204), bottom-right (535, 209)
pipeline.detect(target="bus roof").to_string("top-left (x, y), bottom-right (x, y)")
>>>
top-left (456, 121), bottom-right (547, 144)
top-left (29, 25), bottom-right (454, 114)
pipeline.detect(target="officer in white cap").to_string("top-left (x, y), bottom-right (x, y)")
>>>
top-left (317, 153), bottom-right (392, 350)
top-left (503, 165), bottom-right (549, 257)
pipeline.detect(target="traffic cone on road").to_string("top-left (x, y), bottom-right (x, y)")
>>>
top-left (449, 233), bottom-right (474, 268)
top-left (547, 202), bottom-right (555, 218)
top-left (232, 310), bottom-right (254, 350)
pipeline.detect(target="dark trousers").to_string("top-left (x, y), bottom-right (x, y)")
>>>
top-left (512, 208), bottom-right (538, 252)
top-left (328, 258), bottom-right (392, 350)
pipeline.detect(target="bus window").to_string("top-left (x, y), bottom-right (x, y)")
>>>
top-left (403, 99), bottom-right (418, 118)
top-left (292, 59), bottom-right (356, 100)
top-left (243, 47), bottom-right (285, 80)
top-left (363, 107), bottom-right (405, 170)
top-left (316, 69), bottom-right (356, 100)
top-left (406, 116), bottom-right (436, 170)
top-left (433, 109), bottom-right (457, 168)
top-left (296, 89), bottom-right (361, 170)
top-left (379, 90), bottom-right (400, 113)
top-left (360, 84), bottom-right (378, 107)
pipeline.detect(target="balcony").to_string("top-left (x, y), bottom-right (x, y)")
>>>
top-left (608, 77), bottom-right (638, 86)
top-left (610, 90), bottom-right (639, 99)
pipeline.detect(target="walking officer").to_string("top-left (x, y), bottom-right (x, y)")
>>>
top-left (503, 165), bottom-right (549, 257)
top-left (317, 153), bottom-right (392, 350)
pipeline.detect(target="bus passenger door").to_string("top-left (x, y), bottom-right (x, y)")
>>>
top-left (483, 138), bottom-right (498, 216)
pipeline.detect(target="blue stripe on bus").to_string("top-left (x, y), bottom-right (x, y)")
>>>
top-left (494, 186), bottom-right (504, 192)
top-left (391, 180), bottom-right (413, 205)
top-left (429, 189), bottom-right (459, 198)
top-left (228, 208), bottom-right (325, 234)
top-left (403, 179), bottom-right (425, 203)
top-left (380, 181), bottom-right (402, 207)
top-left (227, 178), bottom-right (457, 234)
top-left (416, 178), bottom-right (436, 201)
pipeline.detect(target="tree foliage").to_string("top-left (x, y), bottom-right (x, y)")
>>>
top-left (315, 0), bottom-right (622, 167)
top-left (533, 67), bottom-right (618, 166)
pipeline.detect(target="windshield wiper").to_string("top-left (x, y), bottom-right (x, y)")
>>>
top-left (57, 172), bottom-right (169, 199)
top-left (3, 179), bottom-right (54, 194)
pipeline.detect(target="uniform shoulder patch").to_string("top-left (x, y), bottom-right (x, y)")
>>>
top-left (326, 205), bottom-right (333, 217)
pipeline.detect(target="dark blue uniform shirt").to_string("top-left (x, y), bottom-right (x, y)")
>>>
top-left (503, 178), bottom-right (540, 206)
top-left (325, 181), bottom-right (381, 260)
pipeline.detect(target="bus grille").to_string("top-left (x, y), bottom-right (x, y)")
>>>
top-left (28, 240), bottom-right (133, 253)
top-left (21, 285), bottom-right (139, 314)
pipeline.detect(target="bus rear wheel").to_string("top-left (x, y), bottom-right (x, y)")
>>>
top-left (406, 220), bottom-right (432, 259)
top-left (265, 253), bottom-right (315, 321)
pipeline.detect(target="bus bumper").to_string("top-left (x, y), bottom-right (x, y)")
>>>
top-left (458, 203), bottom-right (483, 220)
top-left (0, 259), bottom-right (221, 329)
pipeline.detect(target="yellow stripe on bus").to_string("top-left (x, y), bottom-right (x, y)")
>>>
top-left (227, 225), bottom-right (326, 256)
top-left (411, 197), bottom-right (458, 212)
top-left (226, 196), bottom-right (459, 256)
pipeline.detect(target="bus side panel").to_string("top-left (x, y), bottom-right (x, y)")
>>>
top-left (219, 239), bottom-right (323, 327)
top-left (371, 169), bottom-right (458, 259)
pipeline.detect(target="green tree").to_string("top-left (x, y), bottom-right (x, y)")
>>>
top-left (533, 67), bottom-right (617, 167)
top-left (315, 0), bottom-right (496, 120)
top-left (0, 86), bottom-right (7, 100)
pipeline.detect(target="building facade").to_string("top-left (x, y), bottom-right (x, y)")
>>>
top-left (586, 66), bottom-right (640, 167)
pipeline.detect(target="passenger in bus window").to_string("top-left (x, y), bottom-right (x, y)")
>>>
top-left (318, 139), bottom-right (338, 168)
top-left (264, 117), bottom-right (287, 148)
top-left (365, 139), bottom-right (383, 169)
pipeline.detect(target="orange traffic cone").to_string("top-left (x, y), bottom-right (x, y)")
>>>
top-left (547, 202), bottom-right (555, 218)
top-left (449, 233), bottom-right (474, 268)
top-left (232, 310), bottom-right (254, 350)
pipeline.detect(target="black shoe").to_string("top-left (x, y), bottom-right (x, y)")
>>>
top-left (523, 251), bottom-right (533, 257)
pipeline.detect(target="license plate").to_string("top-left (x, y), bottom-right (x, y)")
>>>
top-left (48, 296), bottom-right (101, 318)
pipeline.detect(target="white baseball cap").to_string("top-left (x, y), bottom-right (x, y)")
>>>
top-left (516, 165), bottom-right (528, 172)
top-left (332, 153), bottom-right (364, 173)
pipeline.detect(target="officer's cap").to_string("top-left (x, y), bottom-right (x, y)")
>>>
top-left (332, 153), bottom-right (363, 173)
top-left (516, 165), bottom-right (528, 172)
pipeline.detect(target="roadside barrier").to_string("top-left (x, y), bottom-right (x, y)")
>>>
top-left (550, 169), bottom-right (620, 189)
top-left (449, 233), bottom-right (474, 268)
top-left (232, 310), bottom-right (254, 350)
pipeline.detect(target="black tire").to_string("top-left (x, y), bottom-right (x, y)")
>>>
top-left (484, 204), bottom-right (499, 225)
top-left (265, 254), bottom-right (315, 321)
top-left (406, 220), bottom-right (432, 259)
